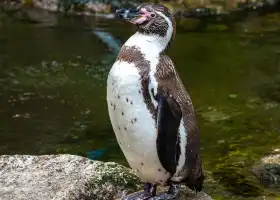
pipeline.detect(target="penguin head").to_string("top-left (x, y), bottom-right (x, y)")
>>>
top-left (116, 3), bottom-right (176, 42)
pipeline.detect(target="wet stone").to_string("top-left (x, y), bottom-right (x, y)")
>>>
top-left (252, 154), bottom-right (280, 188)
top-left (119, 185), bottom-right (213, 200)
top-left (0, 155), bottom-right (142, 200)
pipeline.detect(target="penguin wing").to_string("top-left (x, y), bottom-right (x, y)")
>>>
top-left (156, 90), bottom-right (182, 175)
top-left (155, 55), bottom-right (202, 180)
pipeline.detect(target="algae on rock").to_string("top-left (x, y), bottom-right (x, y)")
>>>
top-left (0, 154), bottom-right (141, 200)
top-left (0, 154), bottom-right (213, 200)
top-left (253, 154), bottom-right (280, 188)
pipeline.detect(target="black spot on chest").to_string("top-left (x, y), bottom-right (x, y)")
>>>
top-left (117, 45), bottom-right (157, 123)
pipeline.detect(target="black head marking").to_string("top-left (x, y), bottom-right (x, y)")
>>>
top-left (116, 3), bottom-right (175, 41)
top-left (136, 3), bottom-right (175, 39)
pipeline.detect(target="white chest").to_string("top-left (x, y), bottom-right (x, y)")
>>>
top-left (106, 60), bottom-right (170, 184)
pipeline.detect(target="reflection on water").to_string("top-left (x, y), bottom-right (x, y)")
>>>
top-left (1, 11), bottom-right (280, 199)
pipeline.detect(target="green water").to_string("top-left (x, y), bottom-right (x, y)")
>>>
top-left (1, 11), bottom-right (280, 199)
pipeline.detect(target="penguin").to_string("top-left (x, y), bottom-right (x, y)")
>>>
top-left (106, 3), bottom-right (204, 199)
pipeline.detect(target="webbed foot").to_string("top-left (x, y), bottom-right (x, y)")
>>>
top-left (122, 182), bottom-right (157, 200)
top-left (149, 184), bottom-right (179, 200)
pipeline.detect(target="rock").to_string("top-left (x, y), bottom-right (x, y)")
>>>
top-left (119, 186), bottom-right (213, 200)
top-left (0, 154), bottom-right (141, 200)
top-left (3, 0), bottom-right (115, 16)
top-left (0, 154), bottom-right (212, 200)
top-left (14, 7), bottom-right (58, 25)
top-left (32, 0), bottom-right (58, 12)
top-left (252, 154), bottom-right (280, 188)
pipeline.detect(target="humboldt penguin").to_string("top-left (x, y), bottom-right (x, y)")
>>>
top-left (106, 3), bottom-right (204, 199)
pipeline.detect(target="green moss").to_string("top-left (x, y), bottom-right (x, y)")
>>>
top-left (201, 107), bottom-right (233, 122)
top-left (22, 0), bottom-right (33, 5)
top-left (91, 162), bottom-right (141, 191)
top-left (205, 24), bottom-right (229, 31)
top-left (212, 149), bottom-right (263, 196)
top-left (178, 18), bottom-right (201, 31)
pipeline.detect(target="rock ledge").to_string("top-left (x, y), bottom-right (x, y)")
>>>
top-left (0, 154), bottom-right (212, 200)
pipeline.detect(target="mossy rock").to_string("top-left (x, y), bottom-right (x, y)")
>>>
top-left (89, 161), bottom-right (142, 192)
top-left (0, 155), bottom-right (142, 200)
top-left (252, 154), bottom-right (280, 188)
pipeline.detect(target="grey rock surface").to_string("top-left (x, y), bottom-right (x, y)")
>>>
top-left (0, 154), bottom-right (140, 200)
top-left (119, 186), bottom-right (213, 200)
top-left (0, 154), bottom-right (212, 200)
top-left (252, 154), bottom-right (280, 188)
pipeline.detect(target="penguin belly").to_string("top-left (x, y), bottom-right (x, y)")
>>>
top-left (107, 61), bottom-right (170, 185)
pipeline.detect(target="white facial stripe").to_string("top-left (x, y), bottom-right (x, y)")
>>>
top-left (154, 11), bottom-right (173, 44)
top-left (124, 9), bottom-right (174, 54)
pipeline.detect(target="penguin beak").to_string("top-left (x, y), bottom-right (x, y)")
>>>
top-left (116, 7), bottom-right (147, 24)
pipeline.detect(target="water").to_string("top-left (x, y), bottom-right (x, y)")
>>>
top-left (1, 10), bottom-right (280, 199)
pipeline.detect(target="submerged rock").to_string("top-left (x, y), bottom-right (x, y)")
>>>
top-left (0, 154), bottom-right (212, 200)
top-left (252, 154), bottom-right (280, 188)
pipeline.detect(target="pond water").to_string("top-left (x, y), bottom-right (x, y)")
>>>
top-left (1, 10), bottom-right (280, 199)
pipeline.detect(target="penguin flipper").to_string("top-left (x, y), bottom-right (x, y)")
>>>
top-left (156, 93), bottom-right (182, 175)
top-left (155, 54), bottom-right (204, 190)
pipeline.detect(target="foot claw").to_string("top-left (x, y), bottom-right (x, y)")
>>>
top-left (122, 183), bottom-right (157, 200)
top-left (167, 184), bottom-right (179, 196)
top-left (122, 191), bottom-right (152, 200)
top-left (149, 184), bottom-right (179, 200)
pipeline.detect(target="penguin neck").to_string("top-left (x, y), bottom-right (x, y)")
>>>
top-left (124, 31), bottom-right (172, 56)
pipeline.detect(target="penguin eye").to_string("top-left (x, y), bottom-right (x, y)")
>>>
top-left (150, 13), bottom-right (156, 18)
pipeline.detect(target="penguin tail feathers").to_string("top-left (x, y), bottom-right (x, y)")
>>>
top-left (185, 171), bottom-right (205, 193)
